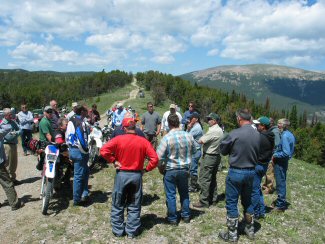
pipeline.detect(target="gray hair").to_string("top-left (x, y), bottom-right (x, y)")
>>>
top-left (278, 118), bottom-right (290, 129)
top-left (3, 108), bottom-right (12, 116)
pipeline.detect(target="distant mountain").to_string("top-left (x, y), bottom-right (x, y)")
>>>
top-left (180, 64), bottom-right (325, 113)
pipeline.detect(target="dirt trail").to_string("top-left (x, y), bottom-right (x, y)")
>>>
top-left (99, 78), bottom-right (139, 128)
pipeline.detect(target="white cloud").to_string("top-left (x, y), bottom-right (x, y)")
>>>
top-left (151, 55), bottom-right (175, 64)
top-left (1, 0), bottom-right (325, 70)
top-left (207, 48), bottom-right (219, 56)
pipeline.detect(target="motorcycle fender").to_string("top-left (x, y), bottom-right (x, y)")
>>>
top-left (94, 138), bottom-right (103, 148)
top-left (45, 161), bottom-right (56, 178)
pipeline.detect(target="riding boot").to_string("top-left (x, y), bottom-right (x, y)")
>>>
top-left (244, 213), bottom-right (255, 240)
top-left (218, 216), bottom-right (238, 242)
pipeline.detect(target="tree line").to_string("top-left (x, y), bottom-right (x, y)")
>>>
top-left (0, 69), bottom-right (133, 110)
top-left (136, 70), bottom-right (325, 166)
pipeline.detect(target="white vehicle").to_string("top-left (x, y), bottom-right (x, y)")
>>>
top-left (88, 122), bottom-right (103, 169)
top-left (40, 144), bottom-right (60, 215)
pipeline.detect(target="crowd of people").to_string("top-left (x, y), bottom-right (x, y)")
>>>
top-left (0, 99), bottom-right (296, 242)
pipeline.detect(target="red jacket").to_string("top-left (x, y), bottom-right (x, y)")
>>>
top-left (100, 133), bottom-right (158, 171)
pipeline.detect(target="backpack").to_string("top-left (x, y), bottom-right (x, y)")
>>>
top-left (70, 117), bottom-right (89, 153)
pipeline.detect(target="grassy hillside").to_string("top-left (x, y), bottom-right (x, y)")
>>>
top-left (181, 64), bottom-right (325, 115)
top-left (7, 87), bottom-right (325, 243)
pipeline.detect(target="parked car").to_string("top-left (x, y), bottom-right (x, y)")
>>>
top-left (32, 109), bottom-right (44, 132)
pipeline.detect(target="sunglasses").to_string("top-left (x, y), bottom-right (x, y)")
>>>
top-left (189, 105), bottom-right (194, 107)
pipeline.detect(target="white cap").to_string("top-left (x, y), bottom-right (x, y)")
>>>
top-left (72, 102), bottom-right (78, 107)
top-left (116, 102), bottom-right (123, 108)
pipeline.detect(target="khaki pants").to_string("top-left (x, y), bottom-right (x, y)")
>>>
top-left (0, 163), bottom-right (19, 208)
top-left (4, 144), bottom-right (18, 180)
top-left (262, 162), bottom-right (275, 194)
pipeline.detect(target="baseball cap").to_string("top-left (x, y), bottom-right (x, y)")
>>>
top-left (72, 102), bottom-right (78, 107)
top-left (116, 102), bottom-right (123, 108)
top-left (169, 104), bottom-right (176, 109)
top-left (44, 106), bottom-right (53, 113)
top-left (190, 111), bottom-right (200, 119)
top-left (122, 117), bottom-right (135, 128)
top-left (206, 112), bottom-right (220, 121)
top-left (254, 116), bottom-right (270, 126)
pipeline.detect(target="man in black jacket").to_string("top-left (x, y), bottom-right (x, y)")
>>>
top-left (218, 109), bottom-right (260, 242)
top-left (251, 117), bottom-right (274, 220)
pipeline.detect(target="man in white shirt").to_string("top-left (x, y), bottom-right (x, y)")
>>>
top-left (161, 104), bottom-right (182, 136)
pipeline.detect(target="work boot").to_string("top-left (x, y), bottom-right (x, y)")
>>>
top-left (219, 217), bottom-right (238, 242)
top-left (244, 213), bottom-right (255, 240)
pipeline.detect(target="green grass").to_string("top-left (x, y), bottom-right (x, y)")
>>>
top-left (7, 84), bottom-right (325, 244)
top-left (79, 84), bottom-right (135, 114)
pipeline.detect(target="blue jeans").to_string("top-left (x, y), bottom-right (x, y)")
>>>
top-left (21, 129), bottom-right (32, 153)
top-left (251, 163), bottom-right (269, 217)
top-left (225, 168), bottom-right (255, 218)
top-left (274, 158), bottom-right (289, 209)
top-left (70, 148), bottom-right (89, 203)
top-left (190, 149), bottom-right (201, 176)
top-left (164, 169), bottom-right (190, 222)
top-left (111, 171), bottom-right (142, 237)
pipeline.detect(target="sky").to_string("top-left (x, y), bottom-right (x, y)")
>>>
top-left (0, 0), bottom-right (324, 75)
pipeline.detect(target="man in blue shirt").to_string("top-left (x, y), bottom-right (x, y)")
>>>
top-left (181, 101), bottom-right (198, 131)
top-left (271, 118), bottom-right (295, 212)
top-left (112, 103), bottom-right (127, 128)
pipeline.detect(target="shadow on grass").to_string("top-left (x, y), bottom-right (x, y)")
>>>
top-left (190, 208), bottom-right (206, 220)
top-left (142, 193), bottom-right (160, 206)
top-left (140, 213), bottom-right (166, 232)
top-left (89, 190), bottom-right (111, 204)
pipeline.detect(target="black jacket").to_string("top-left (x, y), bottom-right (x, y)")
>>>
top-left (258, 128), bottom-right (275, 163)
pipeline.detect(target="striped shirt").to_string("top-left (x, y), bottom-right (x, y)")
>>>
top-left (156, 128), bottom-right (196, 170)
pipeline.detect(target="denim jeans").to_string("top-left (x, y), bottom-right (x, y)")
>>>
top-left (70, 148), bottom-right (89, 203)
top-left (164, 169), bottom-right (190, 222)
top-left (274, 158), bottom-right (289, 209)
top-left (111, 171), bottom-right (142, 237)
top-left (190, 149), bottom-right (201, 176)
top-left (251, 163), bottom-right (269, 217)
top-left (225, 167), bottom-right (255, 218)
top-left (20, 129), bottom-right (32, 153)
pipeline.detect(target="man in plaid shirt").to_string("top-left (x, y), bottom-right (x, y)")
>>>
top-left (156, 114), bottom-right (196, 225)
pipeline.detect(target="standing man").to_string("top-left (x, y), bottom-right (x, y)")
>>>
top-left (181, 101), bottom-right (197, 131)
top-left (141, 102), bottom-right (161, 149)
top-left (17, 104), bottom-right (34, 156)
top-left (66, 105), bottom-right (90, 206)
top-left (100, 117), bottom-right (158, 238)
top-left (66, 102), bottom-right (78, 120)
top-left (193, 113), bottom-right (223, 208)
top-left (271, 118), bottom-right (295, 212)
top-left (36, 106), bottom-right (54, 170)
top-left (0, 124), bottom-right (24, 210)
top-left (218, 109), bottom-right (260, 242)
top-left (161, 104), bottom-right (182, 136)
top-left (50, 99), bottom-right (60, 130)
top-left (263, 117), bottom-right (281, 194)
top-left (88, 104), bottom-right (101, 125)
top-left (156, 114), bottom-right (196, 225)
top-left (186, 112), bottom-right (203, 192)
top-left (251, 117), bottom-right (274, 219)
top-left (1, 108), bottom-right (21, 185)
top-left (112, 103), bottom-right (127, 128)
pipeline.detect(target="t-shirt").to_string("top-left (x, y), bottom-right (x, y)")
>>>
top-left (39, 117), bottom-right (53, 142)
top-left (141, 111), bottom-right (161, 135)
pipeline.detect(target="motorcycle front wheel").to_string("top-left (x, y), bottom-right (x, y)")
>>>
top-left (88, 144), bottom-right (97, 169)
top-left (42, 178), bottom-right (54, 215)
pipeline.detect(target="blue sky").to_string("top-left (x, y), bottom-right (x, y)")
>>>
top-left (0, 0), bottom-right (324, 75)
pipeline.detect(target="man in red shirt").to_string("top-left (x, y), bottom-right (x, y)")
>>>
top-left (100, 117), bottom-right (158, 239)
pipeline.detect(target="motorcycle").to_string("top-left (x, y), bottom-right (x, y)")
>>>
top-left (87, 122), bottom-right (103, 170)
top-left (101, 124), bottom-right (114, 144)
top-left (40, 144), bottom-right (60, 215)
top-left (106, 109), bottom-right (113, 126)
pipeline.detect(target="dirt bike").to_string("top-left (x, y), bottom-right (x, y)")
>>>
top-left (40, 144), bottom-right (60, 215)
top-left (101, 124), bottom-right (114, 144)
top-left (87, 122), bottom-right (103, 170)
